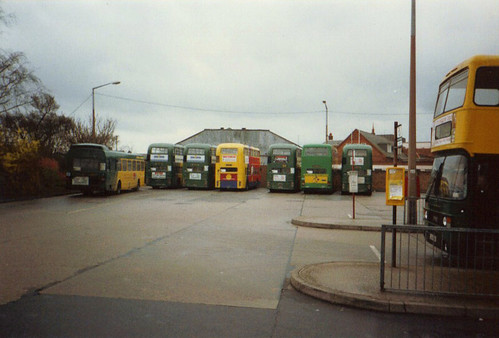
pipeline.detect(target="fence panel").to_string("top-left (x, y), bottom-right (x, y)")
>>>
top-left (380, 225), bottom-right (499, 297)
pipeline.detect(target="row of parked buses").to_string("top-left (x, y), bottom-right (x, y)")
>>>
top-left (267, 143), bottom-right (373, 194)
top-left (66, 142), bottom-right (260, 194)
top-left (145, 142), bottom-right (262, 190)
top-left (66, 141), bottom-right (373, 195)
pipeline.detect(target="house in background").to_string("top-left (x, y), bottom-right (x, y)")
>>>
top-left (334, 128), bottom-right (434, 191)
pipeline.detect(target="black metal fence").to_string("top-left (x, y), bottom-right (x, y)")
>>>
top-left (380, 224), bottom-right (499, 297)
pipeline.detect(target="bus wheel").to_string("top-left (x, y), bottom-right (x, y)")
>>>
top-left (116, 181), bottom-right (122, 195)
top-left (137, 180), bottom-right (140, 191)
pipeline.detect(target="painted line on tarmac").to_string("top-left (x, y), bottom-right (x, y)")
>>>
top-left (67, 207), bottom-right (99, 215)
top-left (67, 201), bottom-right (117, 215)
top-left (369, 245), bottom-right (382, 262)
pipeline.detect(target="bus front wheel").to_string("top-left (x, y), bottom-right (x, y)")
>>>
top-left (116, 181), bottom-right (122, 195)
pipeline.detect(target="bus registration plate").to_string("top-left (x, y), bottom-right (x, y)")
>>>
top-left (189, 173), bottom-right (202, 180)
top-left (273, 174), bottom-right (286, 182)
top-left (152, 172), bottom-right (166, 179)
top-left (72, 176), bottom-right (89, 186)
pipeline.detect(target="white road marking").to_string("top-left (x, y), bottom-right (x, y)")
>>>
top-left (370, 244), bottom-right (382, 261)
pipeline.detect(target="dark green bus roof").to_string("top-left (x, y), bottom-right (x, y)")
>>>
top-left (303, 143), bottom-right (333, 148)
top-left (147, 143), bottom-right (184, 153)
top-left (184, 143), bottom-right (216, 150)
top-left (342, 144), bottom-right (373, 154)
top-left (68, 143), bottom-right (144, 160)
top-left (268, 143), bottom-right (301, 151)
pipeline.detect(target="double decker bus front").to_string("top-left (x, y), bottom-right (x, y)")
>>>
top-left (267, 145), bottom-right (299, 191)
top-left (147, 146), bottom-right (170, 188)
top-left (184, 145), bottom-right (215, 189)
top-left (66, 144), bottom-right (108, 194)
top-left (216, 146), bottom-right (242, 189)
top-left (301, 145), bottom-right (333, 192)
top-left (424, 55), bottom-right (499, 253)
top-left (341, 145), bottom-right (372, 195)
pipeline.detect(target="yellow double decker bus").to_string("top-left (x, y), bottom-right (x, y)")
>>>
top-left (215, 143), bottom-right (261, 190)
top-left (424, 55), bottom-right (499, 253)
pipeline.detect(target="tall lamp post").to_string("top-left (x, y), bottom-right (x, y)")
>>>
top-left (92, 81), bottom-right (120, 141)
top-left (323, 100), bottom-right (328, 143)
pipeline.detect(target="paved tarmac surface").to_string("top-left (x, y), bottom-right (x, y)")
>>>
top-left (290, 192), bottom-right (499, 319)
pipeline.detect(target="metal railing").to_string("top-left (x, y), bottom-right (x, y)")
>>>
top-left (403, 196), bottom-right (425, 225)
top-left (380, 224), bottom-right (499, 297)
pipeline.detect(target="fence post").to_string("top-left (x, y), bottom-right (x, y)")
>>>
top-left (380, 225), bottom-right (386, 291)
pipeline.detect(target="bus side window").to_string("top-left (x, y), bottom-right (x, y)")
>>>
top-left (109, 159), bottom-right (116, 171)
top-left (128, 160), bottom-right (132, 171)
top-left (117, 160), bottom-right (122, 171)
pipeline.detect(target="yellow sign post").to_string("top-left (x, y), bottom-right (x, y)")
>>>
top-left (386, 167), bottom-right (405, 206)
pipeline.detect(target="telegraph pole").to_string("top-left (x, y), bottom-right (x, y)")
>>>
top-left (407, 0), bottom-right (418, 224)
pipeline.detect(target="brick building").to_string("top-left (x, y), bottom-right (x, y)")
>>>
top-left (332, 128), bottom-right (434, 192)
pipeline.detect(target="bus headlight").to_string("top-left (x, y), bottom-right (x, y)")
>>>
top-left (424, 209), bottom-right (428, 220)
top-left (442, 216), bottom-right (451, 228)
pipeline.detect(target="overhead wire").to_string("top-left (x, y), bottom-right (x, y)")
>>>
top-left (95, 92), bottom-right (433, 117)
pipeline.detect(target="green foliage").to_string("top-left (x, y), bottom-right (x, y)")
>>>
top-left (0, 128), bottom-right (41, 198)
top-left (0, 7), bottom-right (119, 199)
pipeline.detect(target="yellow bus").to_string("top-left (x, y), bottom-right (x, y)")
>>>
top-left (424, 55), bottom-right (499, 253)
top-left (215, 143), bottom-right (261, 190)
top-left (66, 143), bottom-right (145, 195)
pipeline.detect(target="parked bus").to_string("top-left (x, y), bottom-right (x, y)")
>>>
top-left (146, 143), bottom-right (184, 188)
top-left (215, 143), bottom-right (261, 190)
top-left (301, 144), bottom-right (334, 193)
top-left (341, 144), bottom-right (373, 195)
top-left (424, 55), bottom-right (499, 255)
top-left (183, 143), bottom-right (216, 189)
top-left (66, 143), bottom-right (145, 195)
top-left (267, 143), bottom-right (301, 192)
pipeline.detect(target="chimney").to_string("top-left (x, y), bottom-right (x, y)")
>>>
top-left (372, 124), bottom-right (375, 135)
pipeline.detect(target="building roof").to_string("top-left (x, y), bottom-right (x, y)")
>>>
top-left (359, 130), bottom-right (408, 161)
top-left (177, 128), bottom-right (299, 155)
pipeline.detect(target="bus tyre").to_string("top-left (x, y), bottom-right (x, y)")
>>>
top-left (116, 181), bottom-right (122, 195)
top-left (136, 180), bottom-right (140, 191)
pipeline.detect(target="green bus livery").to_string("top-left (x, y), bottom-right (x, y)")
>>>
top-left (301, 144), bottom-right (333, 193)
top-left (267, 143), bottom-right (301, 192)
top-left (66, 143), bottom-right (145, 195)
top-left (146, 143), bottom-right (184, 188)
top-left (341, 144), bottom-right (373, 195)
top-left (183, 143), bottom-right (216, 189)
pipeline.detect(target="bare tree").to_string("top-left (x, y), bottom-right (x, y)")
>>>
top-left (68, 117), bottom-right (117, 149)
top-left (0, 52), bottom-right (40, 115)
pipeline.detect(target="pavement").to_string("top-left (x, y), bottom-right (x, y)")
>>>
top-left (289, 192), bottom-right (499, 319)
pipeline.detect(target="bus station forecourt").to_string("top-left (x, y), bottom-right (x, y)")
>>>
top-left (290, 192), bottom-right (499, 319)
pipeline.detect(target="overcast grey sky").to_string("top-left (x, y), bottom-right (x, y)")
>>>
top-left (3, 0), bottom-right (499, 153)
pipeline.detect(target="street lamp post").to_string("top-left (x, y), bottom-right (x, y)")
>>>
top-left (323, 100), bottom-right (328, 143)
top-left (92, 81), bottom-right (121, 141)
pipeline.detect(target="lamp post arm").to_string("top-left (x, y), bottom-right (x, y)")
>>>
top-left (91, 81), bottom-right (120, 142)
